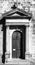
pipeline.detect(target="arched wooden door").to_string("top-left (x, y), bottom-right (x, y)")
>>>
top-left (12, 31), bottom-right (21, 58)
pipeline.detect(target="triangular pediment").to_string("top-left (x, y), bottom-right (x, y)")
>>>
top-left (2, 8), bottom-right (32, 20)
top-left (9, 13), bottom-right (21, 16)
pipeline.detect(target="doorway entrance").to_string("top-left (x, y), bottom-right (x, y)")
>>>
top-left (10, 25), bottom-right (26, 59)
top-left (12, 30), bottom-right (22, 58)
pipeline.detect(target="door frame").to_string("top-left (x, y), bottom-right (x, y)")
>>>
top-left (9, 25), bottom-right (26, 59)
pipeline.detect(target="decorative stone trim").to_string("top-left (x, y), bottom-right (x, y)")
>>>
top-left (0, 53), bottom-right (2, 63)
top-left (5, 52), bottom-right (10, 63)
top-left (25, 52), bottom-right (32, 59)
top-left (5, 52), bottom-right (10, 59)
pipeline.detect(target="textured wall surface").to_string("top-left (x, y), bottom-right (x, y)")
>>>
top-left (0, 0), bottom-right (34, 14)
top-left (0, 0), bottom-right (35, 64)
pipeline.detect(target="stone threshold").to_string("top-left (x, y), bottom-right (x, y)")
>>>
top-left (5, 58), bottom-right (30, 64)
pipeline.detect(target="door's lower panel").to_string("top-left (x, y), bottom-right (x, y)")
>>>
top-left (12, 50), bottom-right (16, 58)
top-left (12, 49), bottom-right (21, 58)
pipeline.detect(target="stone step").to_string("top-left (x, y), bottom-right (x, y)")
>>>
top-left (0, 60), bottom-right (35, 65)
top-left (0, 62), bottom-right (35, 65)
top-left (5, 59), bottom-right (30, 65)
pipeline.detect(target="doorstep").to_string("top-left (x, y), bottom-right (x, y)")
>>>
top-left (5, 58), bottom-right (30, 65)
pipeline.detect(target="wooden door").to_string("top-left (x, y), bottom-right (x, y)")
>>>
top-left (12, 31), bottom-right (21, 58)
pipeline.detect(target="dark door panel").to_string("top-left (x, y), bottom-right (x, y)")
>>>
top-left (12, 31), bottom-right (21, 58)
top-left (12, 51), bottom-right (16, 58)
top-left (16, 49), bottom-right (20, 58)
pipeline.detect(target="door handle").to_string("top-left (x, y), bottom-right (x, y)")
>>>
top-left (13, 49), bottom-right (16, 51)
